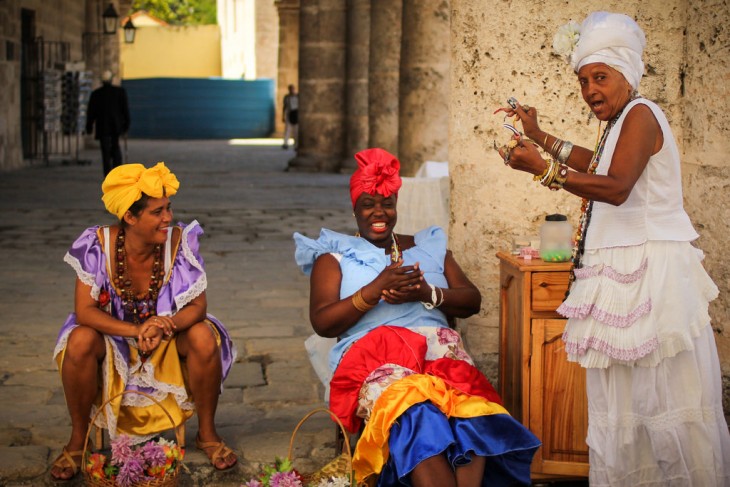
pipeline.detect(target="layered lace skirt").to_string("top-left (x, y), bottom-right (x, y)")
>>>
top-left (559, 240), bottom-right (730, 486)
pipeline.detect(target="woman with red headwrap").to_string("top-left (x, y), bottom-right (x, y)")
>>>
top-left (294, 148), bottom-right (539, 487)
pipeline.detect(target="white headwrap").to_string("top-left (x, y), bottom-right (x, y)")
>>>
top-left (553, 12), bottom-right (646, 90)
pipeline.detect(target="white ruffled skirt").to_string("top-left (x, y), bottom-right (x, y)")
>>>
top-left (558, 241), bottom-right (730, 486)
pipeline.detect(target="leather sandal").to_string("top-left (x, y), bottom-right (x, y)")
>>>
top-left (195, 435), bottom-right (237, 470)
top-left (50, 446), bottom-right (83, 482)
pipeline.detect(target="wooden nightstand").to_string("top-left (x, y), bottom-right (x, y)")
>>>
top-left (497, 252), bottom-right (589, 479)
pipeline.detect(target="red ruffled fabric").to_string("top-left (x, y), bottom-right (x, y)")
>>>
top-left (329, 326), bottom-right (502, 433)
top-left (349, 148), bottom-right (402, 208)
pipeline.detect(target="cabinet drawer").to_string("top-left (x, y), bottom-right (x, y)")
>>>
top-left (531, 272), bottom-right (570, 312)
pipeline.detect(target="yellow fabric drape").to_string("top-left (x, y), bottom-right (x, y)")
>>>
top-left (352, 374), bottom-right (509, 482)
top-left (55, 321), bottom-right (222, 440)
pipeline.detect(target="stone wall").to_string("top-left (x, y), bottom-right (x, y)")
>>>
top-left (256, 0), bottom-right (279, 81)
top-left (0, 0), bottom-right (23, 170)
top-left (0, 0), bottom-right (125, 170)
top-left (449, 0), bottom-right (730, 412)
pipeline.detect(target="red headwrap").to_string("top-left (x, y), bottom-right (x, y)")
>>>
top-left (349, 148), bottom-right (402, 207)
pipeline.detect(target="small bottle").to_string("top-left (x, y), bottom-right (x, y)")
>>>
top-left (539, 214), bottom-right (572, 262)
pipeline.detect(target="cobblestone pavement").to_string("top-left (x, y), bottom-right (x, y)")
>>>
top-left (0, 139), bottom-right (354, 486)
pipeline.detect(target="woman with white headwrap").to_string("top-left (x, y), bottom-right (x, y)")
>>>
top-left (496, 11), bottom-right (730, 487)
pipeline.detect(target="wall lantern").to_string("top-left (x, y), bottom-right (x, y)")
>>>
top-left (123, 18), bottom-right (136, 44)
top-left (102, 3), bottom-right (119, 35)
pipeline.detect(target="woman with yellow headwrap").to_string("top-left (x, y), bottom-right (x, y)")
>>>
top-left (50, 162), bottom-right (238, 481)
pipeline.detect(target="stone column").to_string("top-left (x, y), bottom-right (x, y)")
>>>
top-left (368, 0), bottom-right (401, 156)
top-left (274, 0), bottom-right (299, 136)
top-left (287, 0), bottom-right (347, 172)
top-left (340, 0), bottom-right (370, 172)
top-left (397, 0), bottom-right (450, 176)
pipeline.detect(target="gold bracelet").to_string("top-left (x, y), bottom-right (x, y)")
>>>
top-left (548, 163), bottom-right (569, 191)
top-left (539, 159), bottom-right (557, 186)
top-left (542, 133), bottom-right (549, 148)
top-left (352, 288), bottom-right (376, 313)
top-left (533, 162), bottom-right (550, 182)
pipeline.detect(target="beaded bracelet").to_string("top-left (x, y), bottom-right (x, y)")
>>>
top-left (352, 288), bottom-right (376, 313)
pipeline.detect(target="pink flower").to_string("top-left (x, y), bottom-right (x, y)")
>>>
top-left (110, 435), bottom-right (134, 466)
top-left (243, 480), bottom-right (264, 487)
top-left (437, 328), bottom-right (459, 345)
top-left (270, 471), bottom-right (304, 487)
top-left (140, 441), bottom-right (166, 468)
top-left (116, 455), bottom-right (146, 487)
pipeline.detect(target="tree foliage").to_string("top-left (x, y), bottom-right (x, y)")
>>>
top-left (131, 0), bottom-right (216, 26)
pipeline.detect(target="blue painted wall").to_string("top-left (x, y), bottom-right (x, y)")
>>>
top-left (122, 78), bottom-right (275, 139)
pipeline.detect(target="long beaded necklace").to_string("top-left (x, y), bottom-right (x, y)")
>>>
top-left (114, 228), bottom-right (165, 324)
top-left (568, 100), bottom-right (637, 293)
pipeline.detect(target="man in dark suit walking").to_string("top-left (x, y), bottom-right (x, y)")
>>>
top-left (86, 70), bottom-right (131, 176)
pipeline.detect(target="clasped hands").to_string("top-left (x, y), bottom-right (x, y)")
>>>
top-left (368, 259), bottom-right (430, 305)
top-left (137, 316), bottom-right (177, 356)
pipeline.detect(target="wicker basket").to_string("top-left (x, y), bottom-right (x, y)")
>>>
top-left (82, 390), bottom-right (183, 487)
top-left (287, 408), bottom-right (358, 486)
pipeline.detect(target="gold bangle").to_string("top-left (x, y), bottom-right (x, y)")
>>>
top-left (352, 288), bottom-right (376, 313)
top-left (533, 162), bottom-right (550, 182)
top-left (548, 163), bottom-right (569, 191)
top-left (542, 133), bottom-right (549, 148)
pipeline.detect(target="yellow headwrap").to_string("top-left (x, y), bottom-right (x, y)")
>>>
top-left (101, 162), bottom-right (180, 220)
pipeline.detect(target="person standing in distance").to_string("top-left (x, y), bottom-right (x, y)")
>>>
top-left (282, 84), bottom-right (299, 150)
top-left (86, 70), bottom-right (131, 176)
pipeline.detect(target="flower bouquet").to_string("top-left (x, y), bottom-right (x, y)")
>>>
top-left (241, 408), bottom-right (358, 487)
top-left (242, 457), bottom-right (351, 487)
top-left (83, 390), bottom-right (185, 487)
top-left (85, 435), bottom-right (183, 487)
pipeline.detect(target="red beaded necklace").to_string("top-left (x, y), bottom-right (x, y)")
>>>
top-left (114, 227), bottom-right (165, 324)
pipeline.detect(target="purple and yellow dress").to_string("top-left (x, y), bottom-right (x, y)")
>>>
top-left (53, 220), bottom-right (236, 443)
top-left (295, 226), bottom-right (540, 486)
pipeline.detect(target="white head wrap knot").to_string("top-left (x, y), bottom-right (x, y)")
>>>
top-left (567, 12), bottom-right (647, 90)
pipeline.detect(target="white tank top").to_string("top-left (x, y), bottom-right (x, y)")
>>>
top-left (584, 98), bottom-right (698, 250)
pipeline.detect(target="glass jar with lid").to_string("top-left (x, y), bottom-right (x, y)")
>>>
top-left (539, 214), bottom-right (573, 262)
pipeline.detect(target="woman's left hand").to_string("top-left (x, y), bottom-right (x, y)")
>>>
top-left (146, 315), bottom-right (177, 337)
top-left (497, 137), bottom-right (547, 176)
top-left (381, 263), bottom-right (431, 304)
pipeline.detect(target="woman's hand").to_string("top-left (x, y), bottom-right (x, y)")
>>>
top-left (498, 136), bottom-right (548, 176)
top-left (494, 102), bottom-right (542, 141)
top-left (147, 315), bottom-right (177, 337)
top-left (380, 262), bottom-right (430, 305)
top-left (364, 260), bottom-right (424, 303)
top-left (138, 321), bottom-right (164, 354)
